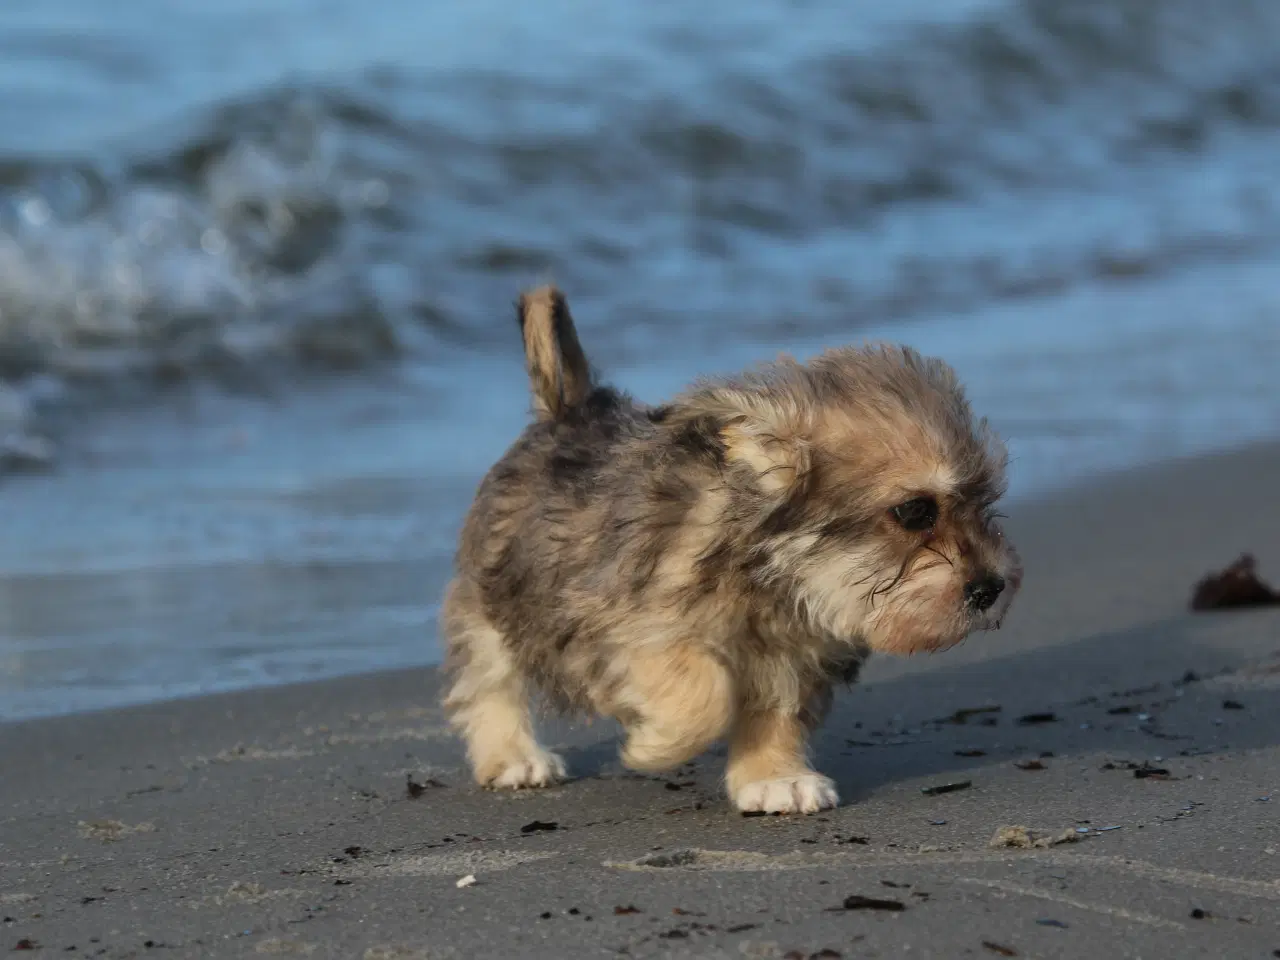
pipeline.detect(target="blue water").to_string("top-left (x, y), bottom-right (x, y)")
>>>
top-left (1, 0), bottom-right (1279, 720)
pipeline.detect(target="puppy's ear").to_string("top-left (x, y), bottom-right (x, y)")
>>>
top-left (678, 379), bottom-right (812, 497)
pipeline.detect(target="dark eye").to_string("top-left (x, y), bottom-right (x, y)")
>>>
top-left (891, 496), bottom-right (938, 531)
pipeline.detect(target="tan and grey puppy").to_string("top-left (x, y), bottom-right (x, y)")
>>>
top-left (442, 286), bottom-right (1021, 814)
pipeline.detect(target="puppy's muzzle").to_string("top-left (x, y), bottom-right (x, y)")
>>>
top-left (963, 574), bottom-right (1006, 612)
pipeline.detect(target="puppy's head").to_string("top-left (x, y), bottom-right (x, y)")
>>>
top-left (681, 344), bottom-right (1021, 655)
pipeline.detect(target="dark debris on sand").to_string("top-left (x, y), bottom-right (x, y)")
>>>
top-left (982, 942), bottom-right (1018, 957)
top-left (920, 780), bottom-right (972, 796)
top-left (828, 895), bottom-right (906, 912)
top-left (933, 705), bottom-right (1002, 725)
top-left (404, 774), bottom-right (445, 798)
top-left (1190, 554), bottom-right (1280, 611)
top-left (520, 820), bottom-right (559, 834)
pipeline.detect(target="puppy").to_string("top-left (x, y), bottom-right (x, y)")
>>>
top-left (442, 286), bottom-right (1021, 814)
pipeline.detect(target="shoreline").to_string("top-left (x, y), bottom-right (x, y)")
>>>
top-left (5, 435), bottom-right (1279, 730)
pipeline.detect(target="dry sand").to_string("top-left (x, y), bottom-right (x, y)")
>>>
top-left (3, 443), bottom-right (1279, 958)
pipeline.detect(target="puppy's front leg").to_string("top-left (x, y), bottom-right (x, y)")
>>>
top-left (726, 710), bottom-right (838, 814)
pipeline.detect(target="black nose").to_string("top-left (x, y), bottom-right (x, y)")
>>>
top-left (964, 574), bottom-right (1005, 612)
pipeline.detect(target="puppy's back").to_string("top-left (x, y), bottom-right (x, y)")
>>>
top-left (452, 379), bottom-right (654, 704)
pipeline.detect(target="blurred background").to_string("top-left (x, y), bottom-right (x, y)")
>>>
top-left (1, 0), bottom-right (1278, 721)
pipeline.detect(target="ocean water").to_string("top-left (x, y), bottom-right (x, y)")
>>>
top-left (2, 0), bottom-right (1280, 720)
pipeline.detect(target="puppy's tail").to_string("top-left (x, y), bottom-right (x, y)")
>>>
top-left (516, 285), bottom-right (593, 421)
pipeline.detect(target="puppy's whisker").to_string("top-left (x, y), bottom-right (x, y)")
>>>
top-left (922, 543), bottom-right (954, 568)
top-left (872, 553), bottom-right (917, 599)
top-left (847, 569), bottom-right (884, 590)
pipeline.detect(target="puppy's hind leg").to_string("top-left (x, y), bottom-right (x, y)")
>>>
top-left (616, 645), bottom-right (735, 773)
top-left (441, 580), bottom-right (566, 789)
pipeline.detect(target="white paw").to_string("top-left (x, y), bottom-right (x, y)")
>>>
top-left (733, 773), bottom-right (839, 815)
top-left (486, 748), bottom-right (567, 790)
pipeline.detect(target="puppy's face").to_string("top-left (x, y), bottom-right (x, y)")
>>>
top-left (696, 344), bottom-right (1021, 655)
top-left (799, 449), bottom-right (1022, 656)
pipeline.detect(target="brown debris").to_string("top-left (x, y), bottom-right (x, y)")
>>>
top-left (1103, 758), bottom-right (1177, 777)
top-left (982, 942), bottom-right (1018, 957)
top-left (520, 820), bottom-right (559, 834)
top-left (1190, 554), bottom-right (1280, 611)
top-left (830, 895), bottom-right (905, 912)
top-left (935, 705), bottom-right (1002, 725)
top-left (404, 775), bottom-right (444, 798)
top-left (613, 905), bottom-right (642, 916)
top-left (920, 780), bottom-right (972, 797)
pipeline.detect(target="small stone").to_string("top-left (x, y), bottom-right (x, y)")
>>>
top-left (989, 825), bottom-right (1081, 849)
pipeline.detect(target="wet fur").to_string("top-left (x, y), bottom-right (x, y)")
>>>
top-left (442, 285), bottom-right (1022, 812)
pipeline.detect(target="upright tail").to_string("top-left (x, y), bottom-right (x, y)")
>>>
top-left (516, 285), bottom-right (593, 421)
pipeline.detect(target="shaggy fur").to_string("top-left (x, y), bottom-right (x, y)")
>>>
top-left (442, 285), bottom-right (1022, 813)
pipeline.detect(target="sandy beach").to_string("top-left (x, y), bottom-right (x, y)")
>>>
top-left (4, 1), bottom-right (1280, 955)
top-left (3, 441), bottom-right (1278, 958)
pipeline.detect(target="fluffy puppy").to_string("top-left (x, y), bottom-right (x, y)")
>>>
top-left (442, 286), bottom-right (1021, 814)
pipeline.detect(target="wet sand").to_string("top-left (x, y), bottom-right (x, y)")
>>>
top-left (3, 441), bottom-right (1280, 958)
